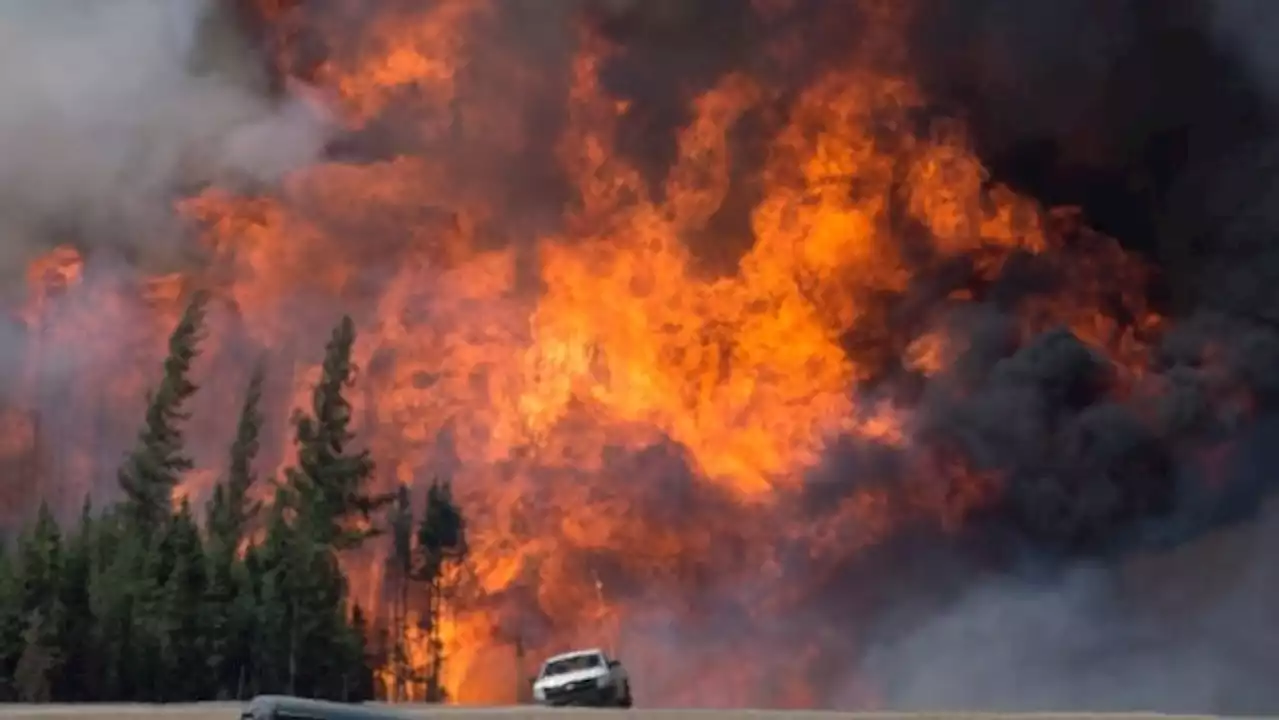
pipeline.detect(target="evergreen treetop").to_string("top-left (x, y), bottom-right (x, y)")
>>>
top-left (118, 291), bottom-right (209, 534)
top-left (286, 315), bottom-right (387, 550)
top-left (416, 478), bottom-right (467, 583)
top-left (0, 310), bottom-right (442, 703)
top-left (208, 360), bottom-right (266, 554)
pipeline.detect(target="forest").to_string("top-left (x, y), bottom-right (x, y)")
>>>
top-left (0, 293), bottom-right (467, 703)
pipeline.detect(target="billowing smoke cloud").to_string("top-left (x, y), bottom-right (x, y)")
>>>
top-left (0, 0), bottom-right (336, 522)
top-left (0, 0), bottom-right (1274, 713)
top-left (839, 2), bottom-right (1276, 712)
top-left (579, 0), bottom-right (1277, 712)
top-left (861, 502), bottom-right (1277, 715)
top-left (0, 0), bottom-right (333, 276)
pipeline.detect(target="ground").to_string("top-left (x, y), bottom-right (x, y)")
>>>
top-left (0, 705), bottom-right (1248, 720)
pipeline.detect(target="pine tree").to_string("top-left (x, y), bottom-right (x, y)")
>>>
top-left (160, 500), bottom-right (209, 700)
top-left (14, 504), bottom-right (66, 702)
top-left (14, 609), bottom-right (57, 702)
top-left (347, 604), bottom-right (376, 701)
top-left (285, 530), bottom-right (350, 699)
top-left (18, 504), bottom-right (62, 612)
top-left (285, 316), bottom-right (386, 550)
top-left (55, 497), bottom-right (95, 700)
top-left (300, 560), bottom-right (350, 697)
top-left (206, 363), bottom-right (266, 698)
top-left (263, 316), bottom-right (391, 699)
top-left (109, 291), bottom-right (208, 701)
top-left (86, 512), bottom-right (138, 701)
top-left (131, 530), bottom-right (170, 702)
top-left (205, 541), bottom-right (257, 700)
top-left (224, 557), bottom-right (257, 700)
top-left (249, 489), bottom-right (295, 695)
top-left (416, 478), bottom-right (466, 583)
top-left (385, 484), bottom-right (414, 701)
top-left (208, 362), bottom-right (266, 549)
top-left (118, 291), bottom-right (209, 535)
top-left (0, 541), bottom-right (22, 701)
top-left (0, 309), bottom-right (436, 703)
top-left (414, 478), bottom-right (467, 703)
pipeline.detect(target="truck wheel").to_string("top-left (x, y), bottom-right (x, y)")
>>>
top-left (617, 691), bottom-right (633, 708)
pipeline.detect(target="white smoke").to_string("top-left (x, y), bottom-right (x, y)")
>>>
top-left (0, 0), bottom-right (334, 273)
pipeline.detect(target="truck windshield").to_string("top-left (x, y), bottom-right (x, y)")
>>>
top-left (542, 653), bottom-right (602, 676)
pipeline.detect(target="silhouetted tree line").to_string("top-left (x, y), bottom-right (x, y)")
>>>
top-left (0, 293), bottom-right (467, 703)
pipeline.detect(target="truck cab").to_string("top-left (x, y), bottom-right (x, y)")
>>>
top-left (531, 647), bottom-right (633, 708)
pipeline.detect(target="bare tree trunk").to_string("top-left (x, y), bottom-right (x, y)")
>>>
top-left (390, 578), bottom-right (402, 703)
top-left (399, 568), bottom-right (408, 702)
top-left (427, 578), bottom-right (443, 702)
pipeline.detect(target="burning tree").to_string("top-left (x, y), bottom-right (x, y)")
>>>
top-left (414, 477), bottom-right (467, 702)
top-left (0, 0), bottom-right (1274, 711)
top-left (382, 477), bottom-right (468, 702)
top-left (384, 483), bottom-right (414, 702)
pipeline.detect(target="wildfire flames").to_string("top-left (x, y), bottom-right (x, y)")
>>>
top-left (5, 0), bottom-right (1262, 709)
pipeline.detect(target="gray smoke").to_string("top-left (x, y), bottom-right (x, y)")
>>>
top-left (1204, 0), bottom-right (1278, 102)
top-left (0, 0), bottom-right (1274, 712)
top-left (747, 2), bottom-right (1276, 710)
top-left (0, 0), bottom-right (334, 276)
top-left (860, 502), bottom-right (1278, 715)
top-left (0, 0), bottom-right (336, 521)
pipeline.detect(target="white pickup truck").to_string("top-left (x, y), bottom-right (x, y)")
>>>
top-left (530, 647), bottom-right (633, 708)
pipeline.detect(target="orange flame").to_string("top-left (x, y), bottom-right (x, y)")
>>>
top-left (11, 0), bottom-right (1167, 707)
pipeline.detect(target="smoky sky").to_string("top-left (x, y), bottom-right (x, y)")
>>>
top-left (0, 0), bottom-right (333, 280)
top-left (0, 0), bottom-right (1273, 713)
top-left (579, 1), bottom-right (1278, 713)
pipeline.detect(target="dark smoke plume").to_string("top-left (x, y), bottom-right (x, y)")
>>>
top-left (3, 0), bottom-right (1275, 713)
top-left (583, 0), bottom-right (1278, 713)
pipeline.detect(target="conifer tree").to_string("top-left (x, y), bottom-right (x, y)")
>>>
top-left (416, 478), bottom-right (466, 583)
top-left (130, 534), bottom-right (169, 701)
top-left (161, 499), bottom-right (208, 700)
top-left (0, 541), bottom-right (21, 701)
top-left (14, 609), bottom-right (57, 702)
top-left (206, 363), bottom-right (266, 698)
top-left (347, 603), bottom-right (376, 701)
top-left (385, 483), bottom-right (414, 701)
top-left (249, 488), bottom-right (295, 695)
top-left (285, 316), bottom-right (386, 550)
top-left (208, 362), bottom-right (266, 549)
top-left (18, 504), bottom-right (65, 630)
top-left (0, 307), bottom-right (409, 703)
top-left (266, 316), bottom-right (390, 698)
top-left (118, 291), bottom-right (209, 535)
top-left (86, 512), bottom-right (138, 701)
top-left (14, 504), bottom-right (66, 702)
top-left (414, 478), bottom-right (467, 703)
top-left (55, 497), bottom-right (95, 700)
top-left (268, 543), bottom-right (352, 699)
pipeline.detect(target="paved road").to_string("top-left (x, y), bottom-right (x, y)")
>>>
top-left (0, 704), bottom-right (1238, 720)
